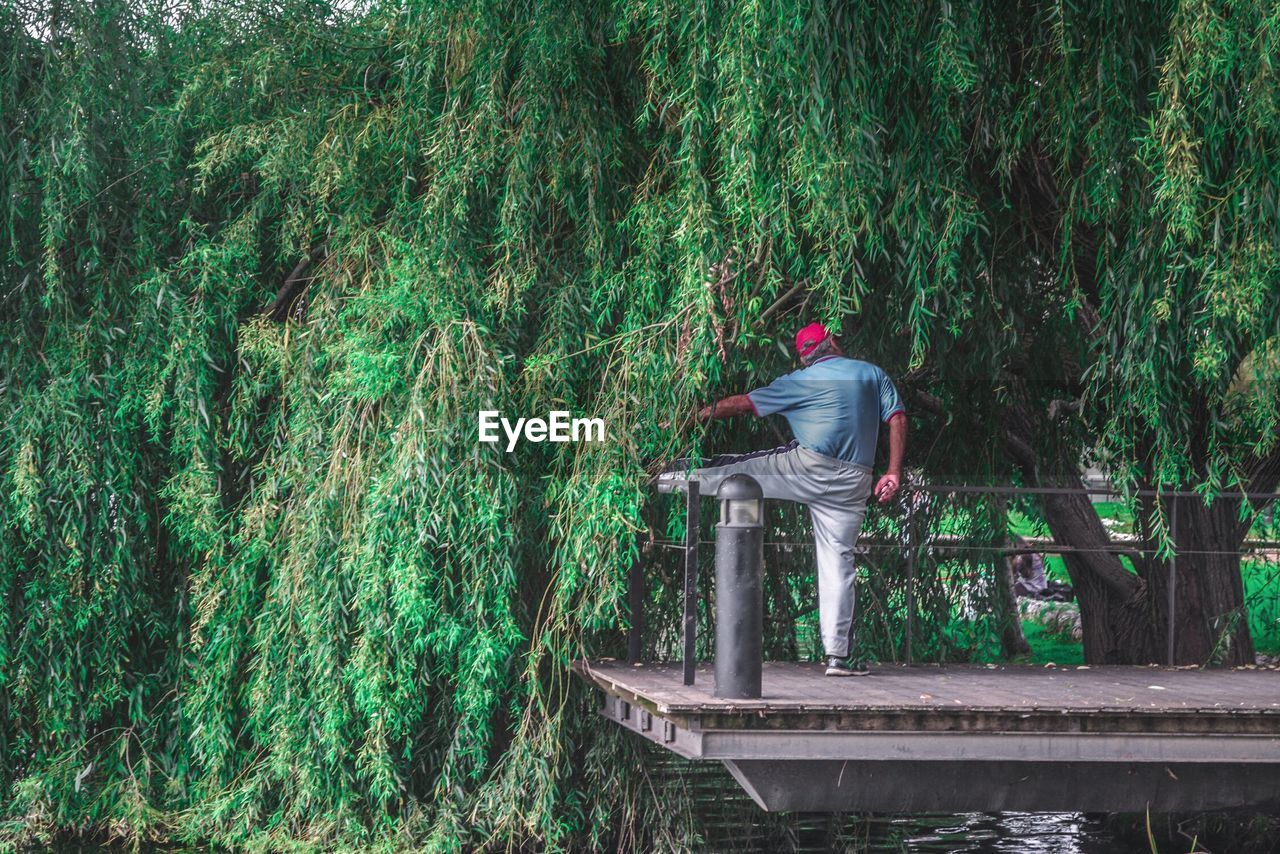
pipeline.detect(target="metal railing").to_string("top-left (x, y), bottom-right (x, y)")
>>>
top-left (629, 483), bottom-right (1280, 675)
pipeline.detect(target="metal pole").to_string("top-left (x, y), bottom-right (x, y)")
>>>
top-left (683, 480), bottom-right (699, 686)
top-left (713, 474), bottom-right (764, 699)
top-left (627, 544), bottom-right (644, 665)
top-left (905, 510), bottom-right (915, 665)
top-left (905, 484), bottom-right (1277, 500)
top-left (1167, 498), bottom-right (1178, 667)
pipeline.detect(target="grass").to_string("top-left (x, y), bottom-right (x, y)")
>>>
top-left (1243, 560), bottom-right (1280, 655)
top-left (1009, 500), bottom-right (1134, 538)
top-left (1021, 620), bottom-right (1085, 665)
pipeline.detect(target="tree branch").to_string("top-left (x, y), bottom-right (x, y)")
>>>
top-left (264, 246), bottom-right (327, 322)
top-left (759, 279), bottom-right (806, 322)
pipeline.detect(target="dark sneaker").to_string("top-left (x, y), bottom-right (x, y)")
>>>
top-left (825, 656), bottom-right (871, 677)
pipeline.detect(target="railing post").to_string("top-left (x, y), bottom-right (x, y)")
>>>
top-left (627, 542), bottom-right (644, 665)
top-left (713, 474), bottom-right (764, 699)
top-left (905, 500), bottom-right (916, 665)
top-left (682, 480), bottom-right (700, 686)
top-left (1167, 497), bottom-right (1178, 666)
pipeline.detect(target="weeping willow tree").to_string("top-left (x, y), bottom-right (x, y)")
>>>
top-left (1, 0), bottom-right (1278, 847)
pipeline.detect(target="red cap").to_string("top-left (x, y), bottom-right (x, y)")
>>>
top-left (795, 322), bottom-right (831, 358)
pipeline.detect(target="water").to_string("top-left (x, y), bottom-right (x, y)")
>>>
top-left (745, 810), bottom-right (1212, 852)
top-left (41, 809), bottom-right (1267, 851)
top-left (751, 812), bottom-right (1156, 852)
top-left (873, 813), bottom-right (1136, 852)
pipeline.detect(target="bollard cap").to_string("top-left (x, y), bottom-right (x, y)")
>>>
top-left (717, 473), bottom-right (763, 501)
top-left (718, 474), bottom-right (763, 527)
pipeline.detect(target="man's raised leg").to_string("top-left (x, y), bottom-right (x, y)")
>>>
top-left (657, 443), bottom-right (813, 503)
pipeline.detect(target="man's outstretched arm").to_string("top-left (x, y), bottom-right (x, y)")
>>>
top-left (696, 394), bottom-right (756, 423)
top-left (875, 412), bottom-right (907, 503)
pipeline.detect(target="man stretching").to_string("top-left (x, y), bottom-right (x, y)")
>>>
top-left (659, 322), bottom-right (906, 676)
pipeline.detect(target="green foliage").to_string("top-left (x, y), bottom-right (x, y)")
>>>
top-left (1, 0), bottom-right (1277, 848)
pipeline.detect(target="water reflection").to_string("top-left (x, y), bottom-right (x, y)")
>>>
top-left (882, 812), bottom-right (1123, 853)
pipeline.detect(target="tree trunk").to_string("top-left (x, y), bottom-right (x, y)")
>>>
top-left (1143, 496), bottom-right (1255, 666)
top-left (1000, 395), bottom-right (1256, 665)
top-left (1000, 399), bottom-right (1158, 663)
top-left (1036, 490), bottom-right (1256, 665)
top-left (1036, 490), bottom-right (1160, 664)
top-left (996, 555), bottom-right (1031, 658)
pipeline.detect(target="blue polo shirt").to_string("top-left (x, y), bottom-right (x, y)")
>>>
top-left (746, 356), bottom-right (904, 468)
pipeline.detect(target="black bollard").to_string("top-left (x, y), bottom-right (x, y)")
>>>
top-left (714, 474), bottom-right (764, 699)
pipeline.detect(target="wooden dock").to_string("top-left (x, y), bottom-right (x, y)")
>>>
top-left (574, 660), bottom-right (1280, 812)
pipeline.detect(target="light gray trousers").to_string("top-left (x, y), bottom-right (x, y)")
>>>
top-left (667, 443), bottom-right (873, 658)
